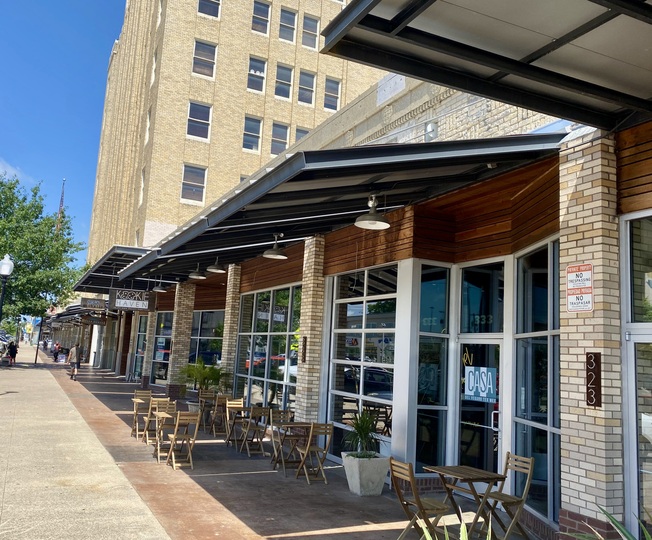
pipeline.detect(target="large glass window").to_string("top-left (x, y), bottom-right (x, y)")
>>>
top-left (631, 217), bottom-right (652, 322)
top-left (514, 242), bottom-right (560, 523)
top-left (236, 286), bottom-right (302, 412)
top-left (461, 262), bottom-right (504, 333)
top-left (151, 312), bottom-right (173, 385)
top-left (132, 315), bottom-right (148, 380)
top-left (330, 265), bottom-right (397, 457)
top-left (187, 311), bottom-right (224, 388)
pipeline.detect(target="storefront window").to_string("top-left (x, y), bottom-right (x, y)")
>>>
top-left (133, 315), bottom-right (148, 379)
top-left (151, 312), bottom-right (173, 385)
top-left (461, 262), bottom-right (504, 333)
top-left (631, 218), bottom-right (652, 322)
top-left (236, 286), bottom-right (301, 411)
top-left (330, 265), bottom-right (397, 457)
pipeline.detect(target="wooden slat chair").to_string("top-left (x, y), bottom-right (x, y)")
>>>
top-left (269, 409), bottom-right (293, 469)
top-left (141, 397), bottom-right (171, 444)
top-left (239, 406), bottom-right (270, 457)
top-left (225, 398), bottom-right (245, 447)
top-left (209, 395), bottom-right (229, 437)
top-left (390, 458), bottom-right (449, 540)
top-left (295, 422), bottom-right (334, 485)
top-left (485, 452), bottom-right (535, 540)
top-left (153, 400), bottom-right (178, 463)
top-left (198, 388), bottom-right (216, 432)
top-left (166, 410), bottom-right (202, 470)
top-left (131, 389), bottom-right (152, 438)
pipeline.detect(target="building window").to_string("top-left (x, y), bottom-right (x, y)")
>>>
top-left (271, 123), bottom-right (289, 156)
top-left (151, 312), bottom-right (173, 385)
top-left (275, 65), bottom-right (292, 99)
top-left (252, 1), bottom-right (270, 34)
top-left (324, 78), bottom-right (341, 111)
top-left (236, 286), bottom-right (302, 412)
top-left (181, 164), bottom-right (206, 202)
top-left (279, 9), bottom-right (296, 42)
top-left (198, 0), bottom-right (220, 17)
top-left (193, 41), bottom-right (216, 77)
top-left (247, 57), bottom-right (266, 92)
top-left (295, 127), bottom-right (309, 142)
top-left (132, 315), bottom-right (148, 380)
top-left (329, 265), bottom-right (398, 457)
top-left (298, 71), bottom-right (315, 105)
top-left (302, 15), bottom-right (319, 49)
top-left (187, 102), bottom-right (211, 139)
top-left (187, 311), bottom-right (225, 389)
top-left (243, 116), bottom-right (262, 152)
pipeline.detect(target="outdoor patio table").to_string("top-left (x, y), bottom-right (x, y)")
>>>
top-left (225, 405), bottom-right (250, 448)
top-left (272, 421), bottom-right (311, 475)
top-left (424, 465), bottom-right (506, 539)
top-left (153, 411), bottom-right (173, 463)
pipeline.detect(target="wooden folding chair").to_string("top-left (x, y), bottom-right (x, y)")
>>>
top-left (390, 458), bottom-right (448, 540)
top-left (239, 406), bottom-right (270, 457)
top-left (166, 410), bottom-right (202, 470)
top-left (485, 452), bottom-right (534, 540)
top-left (198, 388), bottom-right (216, 432)
top-left (209, 395), bottom-right (229, 436)
top-left (269, 409), bottom-right (293, 469)
top-left (225, 398), bottom-right (245, 447)
top-left (131, 389), bottom-right (152, 438)
top-left (141, 397), bottom-right (171, 444)
top-left (295, 422), bottom-right (333, 484)
top-left (153, 401), bottom-right (177, 463)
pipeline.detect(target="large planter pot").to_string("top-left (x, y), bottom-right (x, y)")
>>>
top-left (186, 401), bottom-right (201, 413)
top-left (341, 452), bottom-right (391, 496)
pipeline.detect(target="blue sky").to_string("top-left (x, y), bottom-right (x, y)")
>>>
top-left (0, 1), bottom-right (126, 266)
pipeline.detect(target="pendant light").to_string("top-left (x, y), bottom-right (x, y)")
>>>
top-left (189, 263), bottom-right (207, 280)
top-left (152, 275), bottom-right (167, 293)
top-left (206, 257), bottom-right (226, 274)
top-left (263, 233), bottom-right (288, 260)
top-left (355, 194), bottom-right (390, 230)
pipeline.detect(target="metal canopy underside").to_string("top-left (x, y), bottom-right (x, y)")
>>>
top-left (322, 0), bottom-right (652, 131)
top-left (119, 134), bottom-right (563, 285)
top-left (74, 246), bottom-right (151, 294)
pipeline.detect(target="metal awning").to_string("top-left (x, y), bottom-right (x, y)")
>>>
top-left (119, 133), bottom-right (564, 284)
top-left (322, 0), bottom-right (652, 131)
top-left (74, 246), bottom-right (151, 294)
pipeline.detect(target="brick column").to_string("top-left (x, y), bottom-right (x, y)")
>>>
top-left (221, 264), bottom-right (241, 396)
top-left (167, 281), bottom-right (196, 399)
top-left (296, 235), bottom-right (325, 422)
top-left (558, 128), bottom-right (622, 536)
top-left (140, 310), bottom-right (158, 389)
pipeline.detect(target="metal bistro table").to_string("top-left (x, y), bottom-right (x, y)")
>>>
top-left (424, 465), bottom-right (506, 539)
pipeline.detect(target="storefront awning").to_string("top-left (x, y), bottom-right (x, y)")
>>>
top-left (119, 133), bottom-right (564, 284)
top-left (74, 246), bottom-right (151, 294)
top-left (322, 0), bottom-right (652, 131)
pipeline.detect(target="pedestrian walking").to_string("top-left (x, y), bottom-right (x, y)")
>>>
top-left (69, 343), bottom-right (80, 381)
top-left (7, 341), bottom-right (18, 366)
top-left (53, 342), bottom-right (60, 362)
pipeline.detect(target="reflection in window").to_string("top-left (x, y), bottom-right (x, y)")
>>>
top-left (461, 262), bottom-right (504, 333)
top-left (631, 218), bottom-right (652, 322)
top-left (188, 311), bottom-right (224, 365)
top-left (420, 266), bottom-right (449, 334)
top-left (151, 312), bottom-right (173, 385)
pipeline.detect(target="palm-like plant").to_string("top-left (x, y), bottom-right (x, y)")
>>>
top-left (572, 506), bottom-right (652, 540)
top-left (343, 410), bottom-right (379, 458)
top-left (180, 358), bottom-right (228, 392)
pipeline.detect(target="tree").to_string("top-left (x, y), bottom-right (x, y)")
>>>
top-left (0, 173), bottom-right (85, 322)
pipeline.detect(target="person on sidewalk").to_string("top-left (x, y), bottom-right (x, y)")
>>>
top-left (68, 343), bottom-right (80, 381)
top-left (7, 341), bottom-right (18, 366)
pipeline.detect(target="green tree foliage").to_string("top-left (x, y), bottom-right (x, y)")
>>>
top-left (0, 174), bottom-right (85, 320)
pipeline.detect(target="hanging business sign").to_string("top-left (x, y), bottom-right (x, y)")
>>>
top-left (566, 263), bottom-right (593, 312)
top-left (80, 297), bottom-right (105, 309)
top-left (109, 289), bottom-right (152, 311)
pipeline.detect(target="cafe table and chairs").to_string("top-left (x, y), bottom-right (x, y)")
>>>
top-left (295, 422), bottom-right (334, 485)
top-left (141, 397), bottom-right (172, 444)
top-left (131, 389), bottom-right (152, 438)
top-left (166, 410), bottom-right (202, 470)
top-left (225, 398), bottom-right (247, 447)
top-left (152, 401), bottom-right (178, 463)
top-left (239, 406), bottom-right (271, 457)
top-left (198, 388), bottom-right (216, 432)
top-left (423, 464), bottom-right (506, 539)
top-left (208, 395), bottom-right (229, 436)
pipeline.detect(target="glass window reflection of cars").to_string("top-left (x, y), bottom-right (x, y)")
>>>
top-left (344, 366), bottom-right (393, 400)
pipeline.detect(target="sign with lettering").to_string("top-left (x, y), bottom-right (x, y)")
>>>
top-left (81, 315), bottom-right (106, 326)
top-left (109, 289), bottom-right (152, 311)
top-left (464, 366), bottom-right (497, 403)
top-left (566, 263), bottom-right (593, 312)
top-left (586, 352), bottom-right (602, 407)
top-left (80, 297), bottom-right (105, 309)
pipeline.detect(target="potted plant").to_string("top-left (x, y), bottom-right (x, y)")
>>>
top-left (341, 410), bottom-right (391, 496)
top-left (179, 359), bottom-right (229, 412)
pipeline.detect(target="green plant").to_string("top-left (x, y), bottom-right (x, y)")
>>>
top-left (343, 410), bottom-right (380, 458)
top-left (180, 359), bottom-right (228, 392)
top-left (572, 506), bottom-right (652, 540)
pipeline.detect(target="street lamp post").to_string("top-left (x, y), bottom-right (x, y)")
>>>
top-left (0, 254), bottom-right (15, 324)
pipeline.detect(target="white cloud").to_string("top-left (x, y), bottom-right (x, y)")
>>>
top-left (0, 157), bottom-right (38, 185)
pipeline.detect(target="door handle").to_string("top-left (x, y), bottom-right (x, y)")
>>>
top-left (491, 409), bottom-right (499, 432)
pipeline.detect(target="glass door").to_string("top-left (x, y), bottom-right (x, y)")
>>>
top-left (459, 342), bottom-right (501, 472)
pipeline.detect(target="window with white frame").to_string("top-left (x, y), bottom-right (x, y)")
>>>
top-left (271, 122), bottom-right (289, 156)
top-left (235, 286), bottom-right (302, 411)
top-left (298, 71), bottom-right (315, 105)
top-left (279, 8), bottom-right (296, 42)
top-left (151, 312), bottom-right (173, 385)
top-left (275, 64), bottom-right (292, 99)
top-left (133, 315), bottom-right (148, 379)
top-left (295, 127), bottom-right (309, 142)
top-left (193, 41), bottom-right (216, 77)
top-left (329, 265), bottom-right (398, 456)
top-left (187, 102), bottom-right (211, 139)
top-left (252, 1), bottom-right (270, 34)
top-left (302, 15), bottom-right (319, 49)
top-left (324, 77), bottom-right (341, 111)
top-left (198, 0), bottom-right (220, 17)
top-left (186, 311), bottom-right (225, 389)
top-left (181, 164), bottom-right (206, 202)
top-left (243, 116), bottom-right (262, 151)
top-left (247, 57), bottom-right (266, 92)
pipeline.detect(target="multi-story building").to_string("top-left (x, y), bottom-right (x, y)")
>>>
top-left (87, 0), bottom-right (382, 263)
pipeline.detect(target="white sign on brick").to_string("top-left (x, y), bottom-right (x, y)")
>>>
top-left (566, 263), bottom-right (593, 312)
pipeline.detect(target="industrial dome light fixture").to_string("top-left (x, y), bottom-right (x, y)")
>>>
top-left (188, 263), bottom-right (207, 280)
top-left (263, 233), bottom-right (288, 260)
top-left (206, 256), bottom-right (227, 274)
top-left (152, 276), bottom-right (167, 293)
top-left (355, 194), bottom-right (390, 230)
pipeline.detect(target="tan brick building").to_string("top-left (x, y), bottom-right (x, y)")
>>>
top-left (87, 0), bottom-right (383, 263)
